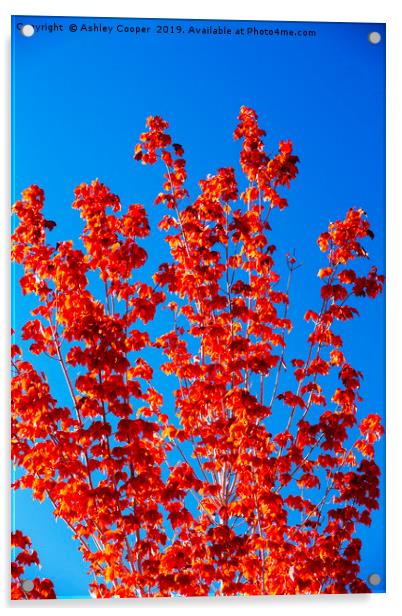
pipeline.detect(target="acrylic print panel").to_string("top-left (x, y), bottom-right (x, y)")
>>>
top-left (11, 15), bottom-right (385, 600)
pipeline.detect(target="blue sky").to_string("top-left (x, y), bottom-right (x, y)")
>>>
top-left (12, 16), bottom-right (385, 597)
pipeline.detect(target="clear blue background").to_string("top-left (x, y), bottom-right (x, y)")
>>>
top-left (12, 16), bottom-right (385, 598)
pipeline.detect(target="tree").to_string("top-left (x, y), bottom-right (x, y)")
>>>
top-left (11, 106), bottom-right (384, 598)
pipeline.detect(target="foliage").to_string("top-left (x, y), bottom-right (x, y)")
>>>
top-left (11, 531), bottom-right (56, 599)
top-left (11, 107), bottom-right (384, 598)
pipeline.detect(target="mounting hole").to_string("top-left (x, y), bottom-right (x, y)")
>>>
top-left (21, 24), bottom-right (35, 37)
top-left (368, 31), bottom-right (381, 45)
top-left (368, 573), bottom-right (381, 586)
top-left (21, 579), bottom-right (34, 593)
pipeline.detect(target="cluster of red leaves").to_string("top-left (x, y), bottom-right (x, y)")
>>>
top-left (11, 531), bottom-right (56, 599)
top-left (11, 106), bottom-right (384, 599)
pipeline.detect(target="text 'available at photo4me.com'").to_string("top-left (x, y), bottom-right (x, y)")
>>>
top-left (16, 19), bottom-right (317, 38)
